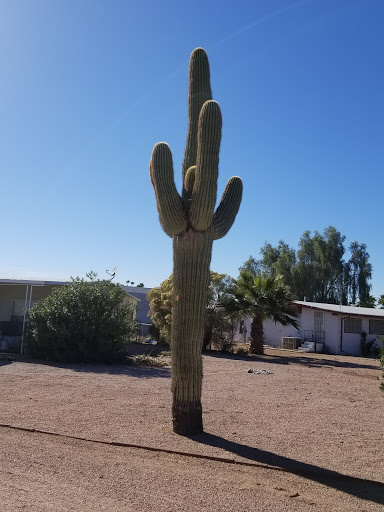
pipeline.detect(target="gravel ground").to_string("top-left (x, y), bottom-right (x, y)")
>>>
top-left (0, 348), bottom-right (383, 511)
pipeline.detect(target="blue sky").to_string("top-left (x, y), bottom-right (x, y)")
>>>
top-left (1, 0), bottom-right (383, 298)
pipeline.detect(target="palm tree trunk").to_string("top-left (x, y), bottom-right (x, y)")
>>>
top-left (250, 313), bottom-right (264, 354)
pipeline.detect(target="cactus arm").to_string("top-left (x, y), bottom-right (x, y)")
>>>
top-left (184, 166), bottom-right (196, 198)
top-left (150, 142), bottom-right (187, 236)
top-left (189, 100), bottom-right (222, 231)
top-left (182, 48), bottom-right (212, 198)
top-left (213, 176), bottom-right (243, 240)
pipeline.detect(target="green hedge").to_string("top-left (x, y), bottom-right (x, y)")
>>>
top-left (26, 273), bottom-right (136, 363)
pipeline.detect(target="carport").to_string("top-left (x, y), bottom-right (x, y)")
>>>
top-left (0, 279), bottom-right (67, 353)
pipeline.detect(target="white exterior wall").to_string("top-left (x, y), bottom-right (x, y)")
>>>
top-left (263, 321), bottom-right (299, 346)
top-left (263, 309), bottom-right (346, 354)
top-left (341, 316), bottom-right (380, 356)
top-left (233, 307), bottom-right (382, 356)
top-left (301, 310), bottom-right (380, 356)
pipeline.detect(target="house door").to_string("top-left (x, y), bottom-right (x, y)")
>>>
top-left (314, 311), bottom-right (324, 342)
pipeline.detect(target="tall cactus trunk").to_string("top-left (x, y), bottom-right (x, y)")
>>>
top-left (172, 229), bottom-right (213, 434)
top-left (150, 48), bottom-right (242, 435)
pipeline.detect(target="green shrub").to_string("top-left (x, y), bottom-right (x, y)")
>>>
top-left (360, 331), bottom-right (380, 357)
top-left (26, 273), bottom-right (136, 363)
top-left (234, 347), bottom-right (249, 356)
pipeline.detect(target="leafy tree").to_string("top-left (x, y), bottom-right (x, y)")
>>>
top-left (136, 283), bottom-right (145, 287)
top-left (260, 241), bottom-right (297, 292)
top-left (357, 295), bottom-right (376, 308)
top-left (291, 230), bottom-right (316, 301)
top-left (147, 272), bottom-right (236, 350)
top-left (348, 242), bottom-right (372, 306)
top-left (241, 226), bottom-right (373, 306)
top-left (311, 226), bottom-right (345, 303)
top-left (222, 271), bottom-right (299, 355)
top-left (377, 295), bottom-right (384, 309)
top-left (26, 272), bottom-right (136, 363)
top-left (203, 272), bottom-right (237, 351)
top-left (147, 275), bottom-right (173, 344)
top-left (258, 243), bottom-right (280, 274)
top-left (238, 256), bottom-right (261, 276)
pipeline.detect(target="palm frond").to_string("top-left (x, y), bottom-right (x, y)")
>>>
top-left (224, 271), bottom-right (299, 329)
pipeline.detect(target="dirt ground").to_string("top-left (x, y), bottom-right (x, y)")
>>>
top-left (0, 348), bottom-right (383, 511)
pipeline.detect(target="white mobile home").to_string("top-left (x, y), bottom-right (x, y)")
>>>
top-left (238, 301), bottom-right (384, 356)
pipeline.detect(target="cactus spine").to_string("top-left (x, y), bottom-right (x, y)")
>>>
top-left (150, 48), bottom-right (242, 435)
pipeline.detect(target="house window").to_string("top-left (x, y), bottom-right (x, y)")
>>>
top-left (369, 319), bottom-right (384, 335)
top-left (344, 318), bottom-right (362, 333)
top-left (239, 320), bottom-right (244, 334)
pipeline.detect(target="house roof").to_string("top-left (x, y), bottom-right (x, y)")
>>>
top-left (0, 278), bottom-right (67, 286)
top-left (294, 301), bottom-right (384, 318)
top-left (122, 286), bottom-right (152, 323)
top-left (0, 278), bottom-right (140, 303)
top-left (123, 286), bottom-right (152, 295)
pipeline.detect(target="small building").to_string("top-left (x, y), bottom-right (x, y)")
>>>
top-left (0, 278), bottom-right (140, 353)
top-left (237, 301), bottom-right (384, 356)
top-left (122, 285), bottom-right (153, 337)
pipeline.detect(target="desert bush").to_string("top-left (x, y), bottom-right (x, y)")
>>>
top-left (26, 272), bottom-right (136, 363)
top-left (128, 352), bottom-right (169, 367)
top-left (234, 346), bottom-right (249, 356)
top-left (360, 331), bottom-right (380, 357)
top-left (208, 313), bottom-right (238, 353)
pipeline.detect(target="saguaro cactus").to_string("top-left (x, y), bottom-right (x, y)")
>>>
top-left (150, 48), bottom-right (242, 435)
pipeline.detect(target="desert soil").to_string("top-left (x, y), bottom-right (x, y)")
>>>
top-left (0, 348), bottom-right (383, 511)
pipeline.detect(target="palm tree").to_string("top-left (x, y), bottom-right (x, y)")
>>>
top-left (223, 271), bottom-right (300, 354)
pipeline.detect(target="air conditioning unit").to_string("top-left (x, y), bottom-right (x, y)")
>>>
top-left (281, 337), bottom-right (302, 349)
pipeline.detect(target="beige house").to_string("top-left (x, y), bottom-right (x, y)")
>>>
top-left (0, 278), bottom-right (140, 353)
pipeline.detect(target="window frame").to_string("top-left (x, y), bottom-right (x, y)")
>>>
top-left (369, 319), bottom-right (384, 335)
top-left (344, 317), bottom-right (362, 334)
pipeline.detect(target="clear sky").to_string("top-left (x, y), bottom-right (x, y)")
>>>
top-left (1, 0), bottom-right (383, 298)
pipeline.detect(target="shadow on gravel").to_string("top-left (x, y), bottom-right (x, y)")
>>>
top-left (69, 364), bottom-right (171, 379)
top-left (203, 351), bottom-right (380, 371)
top-left (262, 354), bottom-right (380, 371)
top-left (0, 359), bottom-right (14, 367)
top-left (193, 432), bottom-right (384, 506)
top-left (13, 358), bottom-right (171, 379)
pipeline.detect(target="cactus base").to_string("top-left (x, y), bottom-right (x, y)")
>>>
top-left (172, 400), bottom-right (203, 435)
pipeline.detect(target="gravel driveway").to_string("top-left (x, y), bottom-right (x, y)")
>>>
top-left (0, 348), bottom-right (383, 511)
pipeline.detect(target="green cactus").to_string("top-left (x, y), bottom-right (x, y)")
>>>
top-left (150, 48), bottom-right (242, 435)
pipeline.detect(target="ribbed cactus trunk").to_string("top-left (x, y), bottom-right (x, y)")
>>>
top-left (172, 230), bottom-right (213, 433)
top-left (150, 48), bottom-right (242, 435)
